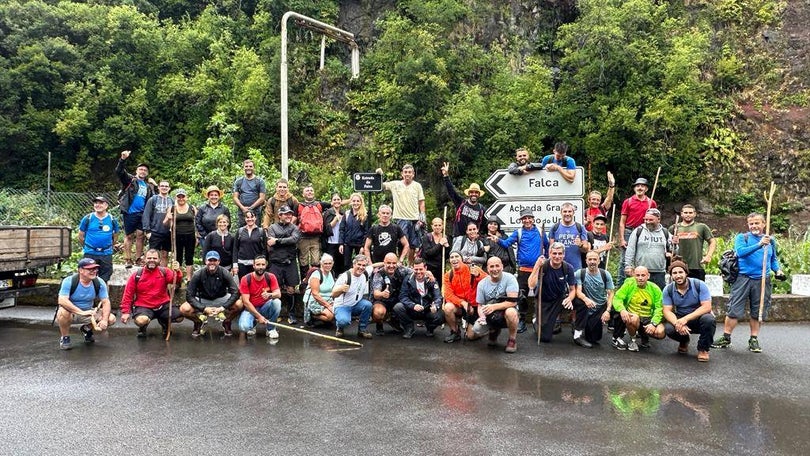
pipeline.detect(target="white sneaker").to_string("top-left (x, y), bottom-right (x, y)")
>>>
top-left (266, 329), bottom-right (279, 339)
top-left (627, 338), bottom-right (639, 352)
top-left (246, 327), bottom-right (256, 337)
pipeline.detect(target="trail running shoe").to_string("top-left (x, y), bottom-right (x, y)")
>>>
top-left (711, 336), bottom-right (731, 349)
top-left (627, 338), bottom-right (639, 352)
top-left (59, 336), bottom-right (72, 350)
top-left (748, 337), bottom-right (762, 353)
top-left (80, 324), bottom-right (95, 343)
top-left (612, 337), bottom-right (627, 350)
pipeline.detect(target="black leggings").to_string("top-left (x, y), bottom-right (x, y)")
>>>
top-left (175, 233), bottom-right (196, 266)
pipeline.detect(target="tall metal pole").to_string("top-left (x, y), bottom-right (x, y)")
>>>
top-left (46, 151), bottom-right (52, 218)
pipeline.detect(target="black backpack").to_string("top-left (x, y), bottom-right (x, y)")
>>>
top-left (69, 274), bottom-right (101, 300)
top-left (719, 234), bottom-right (748, 284)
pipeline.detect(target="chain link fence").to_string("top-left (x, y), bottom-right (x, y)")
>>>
top-left (0, 189), bottom-right (121, 227)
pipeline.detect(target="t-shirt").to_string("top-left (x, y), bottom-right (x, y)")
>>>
top-left (538, 262), bottom-right (577, 302)
top-left (79, 213), bottom-right (119, 255)
top-left (384, 180), bottom-right (424, 220)
top-left (476, 272), bottom-right (519, 306)
top-left (540, 155), bottom-right (576, 169)
top-left (333, 267), bottom-right (374, 307)
top-left (367, 223), bottom-right (406, 263)
top-left (670, 222), bottom-right (713, 270)
top-left (59, 276), bottom-right (109, 311)
top-left (304, 270), bottom-right (336, 306)
top-left (576, 268), bottom-right (615, 307)
top-left (128, 180), bottom-right (148, 214)
top-left (239, 272), bottom-right (280, 307)
top-left (549, 223), bottom-right (588, 270)
top-left (662, 279), bottom-right (711, 316)
top-left (621, 196), bottom-right (656, 229)
top-left (233, 176), bottom-right (267, 208)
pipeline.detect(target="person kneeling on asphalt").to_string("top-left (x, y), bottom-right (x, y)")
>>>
top-left (442, 251), bottom-right (488, 343)
top-left (331, 254), bottom-right (374, 339)
top-left (475, 257), bottom-right (520, 353)
top-left (662, 261), bottom-right (716, 362)
top-left (528, 242), bottom-right (577, 343)
top-left (56, 258), bottom-right (116, 350)
top-left (180, 250), bottom-right (242, 338)
top-left (371, 252), bottom-right (412, 336)
top-left (237, 255), bottom-right (281, 339)
top-left (612, 266), bottom-right (665, 352)
top-left (120, 249), bottom-right (183, 338)
top-left (572, 250), bottom-right (615, 348)
top-left (395, 258), bottom-right (444, 338)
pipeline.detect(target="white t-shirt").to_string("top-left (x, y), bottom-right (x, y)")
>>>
top-left (333, 266), bottom-right (374, 307)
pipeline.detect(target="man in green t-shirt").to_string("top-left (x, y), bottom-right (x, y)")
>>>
top-left (612, 266), bottom-right (665, 352)
top-left (669, 204), bottom-right (716, 281)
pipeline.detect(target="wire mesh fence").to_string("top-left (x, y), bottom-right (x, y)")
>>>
top-left (0, 189), bottom-right (121, 227)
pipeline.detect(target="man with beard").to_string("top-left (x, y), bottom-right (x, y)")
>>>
top-left (266, 204), bottom-right (302, 324)
top-left (180, 250), bottom-right (242, 337)
top-left (364, 205), bottom-right (409, 264)
top-left (395, 258), bottom-right (444, 338)
top-left (476, 257), bottom-right (520, 353)
top-left (120, 249), bottom-right (184, 338)
top-left (572, 251), bottom-right (615, 348)
top-left (236, 255), bottom-right (281, 339)
top-left (442, 251), bottom-right (488, 343)
top-left (624, 208), bottom-right (671, 289)
top-left (617, 177), bottom-right (657, 285)
top-left (528, 242), bottom-right (577, 343)
top-left (548, 202), bottom-right (590, 270)
top-left (263, 178), bottom-right (299, 227)
top-left (142, 180), bottom-right (173, 266)
top-left (441, 162), bottom-right (486, 237)
top-left (540, 141), bottom-right (577, 184)
top-left (612, 266), bottom-right (665, 352)
top-left (233, 159), bottom-right (267, 227)
top-left (662, 261), bottom-right (715, 361)
top-left (115, 150), bottom-right (156, 268)
top-left (507, 147), bottom-right (541, 175)
top-left (669, 204), bottom-right (716, 281)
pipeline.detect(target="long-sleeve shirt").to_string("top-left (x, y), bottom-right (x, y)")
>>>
top-left (233, 225), bottom-right (266, 266)
top-left (612, 279), bottom-right (663, 325)
top-left (735, 232), bottom-right (780, 279)
top-left (120, 267), bottom-right (181, 314)
top-left (497, 225), bottom-right (548, 268)
top-left (399, 274), bottom-right (442, 310)
top-left (443, 176), bottom-right (486, 236)
top-left (443, 264), bottom-right (487, 307)
top-left (451, 235), bottom-right (487, 266)
top-left (624, 225), bottom-right (670, 273)
top-left (266, 222), bottom-right (301, 264)
top-left (202, 231), bottom-right (235, 268)
top-left (195, 203), bottom-right (231, 239)
top-left (186, 266), bottom-right (240, 310)
top-left (141, 194), bottom-right (173, 234)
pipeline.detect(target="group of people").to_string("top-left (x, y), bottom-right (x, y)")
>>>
top-left (61, 147), bottom-right (785, 360)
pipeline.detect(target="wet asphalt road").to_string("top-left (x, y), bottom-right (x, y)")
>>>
top-left (1, 317), bottom-right (809, 456)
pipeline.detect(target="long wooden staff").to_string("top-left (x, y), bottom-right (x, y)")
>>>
top-left (441, 205), bottom-right (448, 275)
top-left (606, 205), bottom-right (616, 267)
top-left (272, 321), bottom-right (363, 347)
top-left (166, 202), bottom-right (177, 341)
top-left (672, 215), bottom-right (680, 257)
top-left (648, 166), bottom-right (662, 209)
top-left (758, 182), bottom-right (777, 322)
top-left (537, 222), bottom-right (546, 345)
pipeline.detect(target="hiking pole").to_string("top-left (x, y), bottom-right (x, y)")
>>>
top-left (441, 205), bottom-right (447, 275)
top-left (271, 321), bottom-right (363, 347)
top-left (758, 182), bottom-right (777, 322)
top-left (166, 204), bottom-right (178, 341)
top-left (673, 215), bottom-right (680, 258)
top-left (536, 222), bottom-right (546, 346)
top-left (606, 205), bottom-right (616, 268)
top-left (648, 166), bottom-right (662, 209)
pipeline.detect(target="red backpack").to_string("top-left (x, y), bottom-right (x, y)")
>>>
top-left (298, 202), bottom-right (324, 235)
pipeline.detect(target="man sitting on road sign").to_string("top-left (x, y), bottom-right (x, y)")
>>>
top-left (540, 141), bottom-right (577, 184)
top-left (120, 249), bottom-right (183, 339)
top-left (56, 258), bottom-right (116, 350)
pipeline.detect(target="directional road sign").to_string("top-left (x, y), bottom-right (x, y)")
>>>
top-left (353, 172), bottom-right (383, 192)
top-left (484, 168), bottom-right (585, 199)
top-left (485, 199), bottom-right (586, 231)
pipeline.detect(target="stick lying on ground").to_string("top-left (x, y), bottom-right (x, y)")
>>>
top-left (271, 321), bottom-right (364, 347)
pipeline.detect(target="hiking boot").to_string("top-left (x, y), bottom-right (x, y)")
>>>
top-left (627, 338), bottom-right (639, 352)
top-left (125, 259), bottom-right (134, 269)
top-left (59, 336), bottom-right (72, 350)
top-left (266, 329), bottom-right (279, 339)
top-left (222, 320), bottom-right (233, 337)
top-left (402, 326), bottom-right (415, 339)
top-left (375, 322), bottom-right (385, 336)
top-left (488, 329), bottom-right (501, 346)
top-left (425, 328), bottom-right (434, 337)
top-left (137, 325), bottom-right (148, 338)
top-left (612, 337), bottom-right (627, 350)
top-left (553, 320), bottom-right (562, 334)
top-left (389, 318), bottom-right (403, 333)
top-left (748, 337), bottom-right (762, 353)
top-left (697, 350), bottom-right (710, 362)
top-left (639, 334), bottom-right (650, 349)
top-left (444, 331), bottom-right (461, 343)
top-left (358, 329), bottom-right (373, 339)
top-left (505, 338), bottom-right (517, 353)
top-left (517, 320), bottom-right (527, 334)
top-left (80, 324), bottom-right (95, 344)
top-left (677, 341), bottom-right (689, 354)
top-left (335, 327), bottom-right (344, 338)
top-left (711, 335), bottom-right (731, 349)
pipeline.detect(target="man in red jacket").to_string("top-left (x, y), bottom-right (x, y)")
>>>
top-left (121, 249), bottom-right (183, 338)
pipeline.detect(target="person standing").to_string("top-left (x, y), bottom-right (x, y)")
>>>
top-left (669, 204), bottom-right (716, 281)
top-left (364, 204), bottom-right (409, 264)
top-left (323, 194), bottom-right (345, 273)
top-left (547, 202), bottom-right (590, 271)
top-left (78, 195), bottom-right (120, 283)
top-left (712, 213), bottom-right (785, 353)
top-left (482, 217), bottom-right (516, 274)
top-left (165, 189), bottom-right (196, 280)
top-left (232, 210), bottom-right (266, 278)
top-left (142, 180), bottom-right (173, 266)
top-left (201, 215), bottom-right (235, 273)
top-left (115, 150), bottom-right (156, 268)
top-left (441, 162), bottom-right (487, 236)
top-left (376, 164), bottom-right (425, 265)
top-left (419, 217), bottom-right (450, 285)
top-left (624, 208), bottom-right (671, 289)
top-left (451, 222), bottom-right (487, 267)
top-left (232, 159), bottom-right (267, 227)
top-left (120, 249), bottom-right (183, 338)
top-left (339, 193), bottom-right (369, 270)
top-left (263, 178), bottom-right (299, 227)
top-left (195, 185), bottom-right (231, 241)
top-left (265, 205), bottom-right (302, 324)
top-left (584, 172), bottom-right (616, 231)
top-left (617, 177), bottom-right (657, 285)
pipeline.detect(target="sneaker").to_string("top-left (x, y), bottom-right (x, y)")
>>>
top-left (246, 325), bottom-right (257, 337)
top-left (748, 337), bottom-right (762, 353)
top-left (505, 338), bottom-right (517, 353)
top-left (222, 320), bottom-right (233, 337)
top-left (677, 342), bottom-right (689, 354)
top-left (444, 332), bottom-right (461, 343)
top-left (488, 329), bottom-right (501, 346)
top-left (80, 324), bottom-right (95, 343)
top-left (711, 335), bottom-right (731, 349)
top-left (425, 328), bottom-right (434, 337)
top-left (573, 336), bottom-right (593, 349)
top-left (358, 329), bottom-right (373, 339)
top-left (627, 338), bottom-right (639, 352)
top-left (639, 335), bottom-right (650, 349)
top-left (266, 329), bottom-right (279, 339)
top-left (335, 327), bottom-right (344, 337)
top-left (375, 322), bottom-right (385, 336)
top-left (553, 320), bottom-right (562, 335)
top-left (402, 326), bottom-right (415, 339)
top-left (215, 311), bottom-right (226, 322)
top-left (59, 335), bottom-right (72, 350)
top-left (288, 314), bottom-right (299, 325)
top-left (612, 337), bottom-right (628, 350)
top-left (389, 319), bottom-right (403, 333)
top-left (137, 325), bottom-right (148, 338)
top-left (198, 316), bottom-right (209, 335)
top-left (517, 321), bottom-right (527, 334)
top-left (697, 350), bottom-right (710, 362)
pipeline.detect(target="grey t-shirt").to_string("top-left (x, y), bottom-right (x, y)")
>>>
top-left (233, 176), bottom-right (267, 207)
top-left (575, 268), bottom-right (615, 306)
top-left (476, 272), bottom-right (519, 306)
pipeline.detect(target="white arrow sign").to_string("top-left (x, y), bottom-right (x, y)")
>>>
top-left (485, 199), bottom-right (586, 231)
top-left (484, 167), bottom-right (585, 199)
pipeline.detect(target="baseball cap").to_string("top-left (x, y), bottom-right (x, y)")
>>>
top-left (645, 208), bottom-right (661, 218)
top-left (92, 196), bottom-right (109, 204)
top-left (175, 189), bottom-right (187, 197)
top-left (519, 208), bottom-right (534, 219)
top-left (593, 214), bottom-right (608, 223)
top-left (205, 251), bottom-right (221, 261)
top-left (78, 258), bottom-right (100, 269)
top-left (278, 205), bottom-right (293, 215)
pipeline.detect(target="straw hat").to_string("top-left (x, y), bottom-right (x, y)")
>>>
top-left (464, 183), bottom-right (485, 197)
top-left (205, 185), bottom-right (222, 197)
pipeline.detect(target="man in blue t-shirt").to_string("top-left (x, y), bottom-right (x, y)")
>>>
top-left (540, 141), bottom-right (576, 184)
top-left (56, 258), bottom-right (116, 350)
top-left (115, 149), bottom-right (156, 268)
top-left (662, 261), bottom-right (715, 362)
top-left (548, 202), bottom-right (590, 270)
top-left (78, 196), bottom-right (120, 282)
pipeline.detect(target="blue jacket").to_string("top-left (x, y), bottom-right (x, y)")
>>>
top-left (498, 225), bottom-right (548, 268)
top-left (399, 273), bottom-right (442, 310)
top-left (339, 210), bottom-right (369, 247)
top-left (735, 232), bottom-right (780, 279)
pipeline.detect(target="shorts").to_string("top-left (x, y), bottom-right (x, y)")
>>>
top-left (395, 219), bottom-right (422, 249)
top-left (268, 261), bottom-right (300, 291)
top-left (132, 304), bottom-right (182, 322)
top-left (727, 275), bottom-right (771, 320)
top-left (485, 308), bottom-right (509, 330)
top-left (148, 232), bottom-right (172, 251)
top-left (639, 317), bottom-right (653, 327)
top-left (123, 212), bottom-right (144, 235)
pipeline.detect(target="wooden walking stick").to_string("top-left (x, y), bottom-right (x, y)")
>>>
top-left (441, 205), bottom-right (448, 275)
top-left (672, 215), bottom-right (680, 257)
top-left (536, 222), bottom-right (546, 345)
top-left (606, 205), bottom-right (616, 268)
top-left (648, 166), bottom-right (662, 209)
top-left (272, 321), bottom-right (364, 347)
top-left (758, 182), bottom-right (777, 322)
top-left (165, 204), bottom-right (178, 341)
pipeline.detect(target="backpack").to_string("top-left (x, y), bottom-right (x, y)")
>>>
top-left (719, 234), bottom-right (748, 284)
top-left (298, 202), bottom-right (324, 235)
top-left (578, 268), bottom-right (608, 288)
top-left (345, 269), bottom-right (370, 287)
top-left (69, 274), bottom-right (101, 301)
top-left (666, 278), bottom-right (705, 304)
top-left (79, 213), bottom-right (118, 250)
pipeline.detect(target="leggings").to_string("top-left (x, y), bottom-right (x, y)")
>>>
top-left (175, 233), bottom-right (196, 266)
